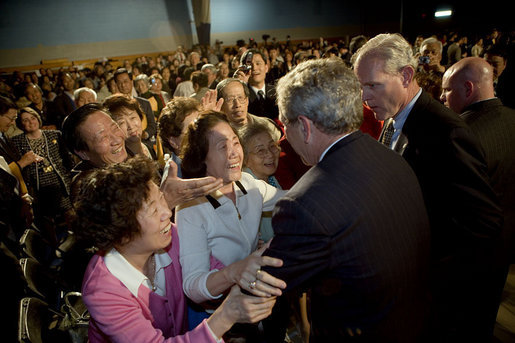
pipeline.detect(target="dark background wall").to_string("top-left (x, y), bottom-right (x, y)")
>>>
top-left (0, 0), bottom-right (510, 68)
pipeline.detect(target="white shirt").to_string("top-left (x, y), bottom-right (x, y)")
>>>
top-left (391, 88), bottom-right (422, 148)
top-left (176, 172), bottom-right (286, 303)
top-left (104, 248), bottom-right (172, 297)
top-left (250, 85), bottom-right (266, 99)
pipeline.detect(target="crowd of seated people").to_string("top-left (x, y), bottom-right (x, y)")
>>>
top-left (0, 26), bottom-right (514, 342)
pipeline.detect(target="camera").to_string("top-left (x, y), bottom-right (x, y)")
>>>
top-left (419, 55), bottom-right (430, 64)
top-left (238, 51), bottom-right (254, 74)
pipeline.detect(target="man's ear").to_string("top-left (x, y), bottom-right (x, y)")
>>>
top-left (464, 80), bottom-right (474, 98)
top-left (297, 115), bottom-right (312, 143)
top-left (75, 150), bottom-right (89, 161)
top-left (400, 66), bottom-right (415, 87)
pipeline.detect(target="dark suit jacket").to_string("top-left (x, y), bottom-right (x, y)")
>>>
top-left (247, 83), bottom-right (279, 120)
top-left (135, 96), bottom-right (157, 142)
top-left (0, 134), bottom-right (21, 164)
top-left (264, 131), bottom-right (431, 342)
top-left (389, 91), bottom-right (503, 340)
top-left (52, 92), bottom-right (76, 129)
top-left (462, 98), bottom-right (515, 260)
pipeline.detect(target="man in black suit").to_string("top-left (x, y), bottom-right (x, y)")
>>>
top-left (441, 56), bottom-right (515, 332)
top-left (353, 34), bottom-right (503, 342)
top-left (52, 72), bottom-right (77, 129)
top-left (236, 49), bottom-right (279, 121)
top-left (113, 68), bottom-right (157, 144)
top-left (262, 58), bottom-right (432, 342)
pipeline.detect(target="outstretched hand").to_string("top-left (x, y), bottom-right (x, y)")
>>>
top-left (207, 285), bottom-right (277, 338)
top-left (160, 159), bottom-right (223, 209)
top-left (224, 241), bottom-right (286, 298)
top-left (201, 90), bottom-right (224, 112)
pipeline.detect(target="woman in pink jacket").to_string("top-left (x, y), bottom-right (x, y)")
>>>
top-left (73, 156), bottom-right (277, 342)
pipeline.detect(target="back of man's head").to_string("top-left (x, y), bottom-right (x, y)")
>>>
top-left (62, 103), bottom-right (104, 154)
top-left (442, 57), bottom-right (495, 113)
top-left (276, 57), bottom-right (363, 135)
top-left (191, 71), bottom-right (209, 88)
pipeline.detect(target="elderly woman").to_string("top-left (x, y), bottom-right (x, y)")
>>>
top-left (239, 123), bottom-right (282, 243)
top-left (74, 156), bottom-right (277, 342)
top-left (11, 107), bottom-right (74, 243)
top-left (103, 94), bottom-right (156, 160)
top-left (158, 97), bottom-right (201, 178)
top-left (176, 111), bottom-right (286, 308)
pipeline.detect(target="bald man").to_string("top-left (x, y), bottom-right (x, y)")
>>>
top-left (442, 57), bottom-right (515, 337)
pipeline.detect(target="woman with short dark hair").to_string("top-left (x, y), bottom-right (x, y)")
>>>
top-left (74, 156), bottom-right (277, 342)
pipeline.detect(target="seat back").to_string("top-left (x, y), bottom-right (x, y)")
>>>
top-left (20, 228), bottom-right (54, 265)
top-left (18, 297), bottom-right (70, 343)
top-left (19, 257), bottom-right (64, 305)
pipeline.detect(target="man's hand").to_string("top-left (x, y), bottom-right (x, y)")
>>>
top-left (233, 69), bottom-right (250, 83)
top-left (160, 159), bottom-right (223, 208)
top-left (201, 90), bottom-right (224, 112)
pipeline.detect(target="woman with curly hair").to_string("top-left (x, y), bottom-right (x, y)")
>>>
top-left (73, 156), bottom-right (278, 342)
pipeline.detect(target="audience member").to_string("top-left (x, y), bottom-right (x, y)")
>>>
top-left (484, 44), bottom-right (515, 109)
top-left (239, 122), bottom-right (282, 243)
top-left (201, 63), bottom-right (219, 89)
top-left (102, 94), bottom-right (156, 160)
top-left (52, 72), bottom-right (77, 129)
top-left (73, 87), bottom-right (97, 107)
top-left (158, 97), bottom-right (201, 177)
top-left (419, 37), bottom-right (446, 74)
top-left (236, 49), bottom-right (279, 121)
top-left (113, 68), bottom-right (157, 144)
top-left (12, 107), bottom-right (74, 245)
top-left (173, 66), bottom-right (195, 98)
top-left (149, 73), bottom-right (171, 117)
top-left (190, 71), bottom-right (210, 102)
top-left (176, 111), bottom-right (287, 340)
top-left (447, 34), bottom-right (467, 67)
top-left (25, 83), bottom-right (57, 129)
top-left (263, 57), bottom-right (431, 341)
top-left (215, 78), bottom-right (281, 140)
top-left (353, 33), bottom-right (502, 342)
top-left (73, 156), bottom-right (278, 342)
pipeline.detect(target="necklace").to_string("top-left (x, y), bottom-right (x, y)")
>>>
top-left (147, 254), bottom-right (157, 292)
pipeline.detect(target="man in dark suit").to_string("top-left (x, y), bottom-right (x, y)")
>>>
top-left (237, 49), bottom-right (279, 121)
top-left (52, 72), bottom-right (77, 129)
top-left (441, 56), bottom-right (515, 332)
top-left (113, 68), bottom-right (157, 144)
top-left (353, 34), bottom-right (503, 342)
top-left (262, 58), bottom-right (432, 342)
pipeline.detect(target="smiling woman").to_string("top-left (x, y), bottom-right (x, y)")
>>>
top-left (176, 112), bottom-right (287, 341)
top-left (73, 156), bottom-right (278, 342)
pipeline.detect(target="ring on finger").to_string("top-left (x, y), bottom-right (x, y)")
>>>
top-left (256, 268), bottom-right (262, 279)
top-left (249, 280), bottom-right (257, 289)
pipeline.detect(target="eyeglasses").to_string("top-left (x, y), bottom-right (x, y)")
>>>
top-left (5, 115), bottom-right (17, 122)
top-left (224, 95), bottom-right (247, 104)
top-left (250, 143), bottom-right (280, 159)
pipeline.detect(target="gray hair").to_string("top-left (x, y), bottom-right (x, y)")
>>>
top-left (201, 63), bottom-right (217, 73)
top-left (134, 74), bottom-right (150, 86)
top-left (352, 33), bottom-right (418, 76)
top-left (215, 78), bottom-right (249, 100)
top-left (73, 87), bottom-right (97, 101)
top-left (419, 37), bottom-right (443, 54)
top-left (276, 57), bottom-right (363, 135)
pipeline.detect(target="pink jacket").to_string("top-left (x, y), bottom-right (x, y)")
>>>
top-left (82, 224), bottom-right (223, 343)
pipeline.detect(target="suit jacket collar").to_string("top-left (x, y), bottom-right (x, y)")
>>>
top-left (462, 98), bottom-right (502, 121)
top-left (322, 130), bottom-right (363, 160)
